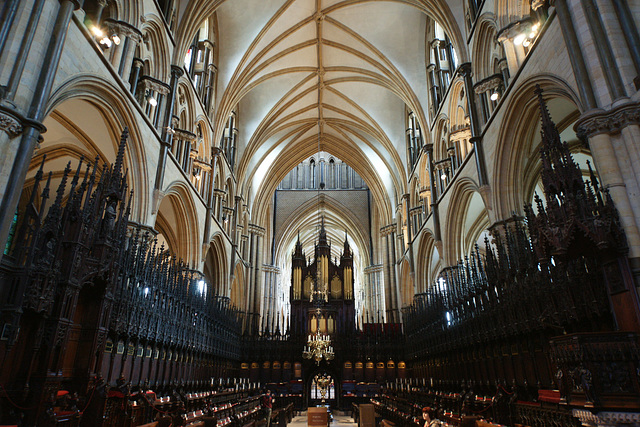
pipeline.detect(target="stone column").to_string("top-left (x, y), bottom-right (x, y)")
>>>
top-left (610, 0), bottom-right (640, 89)
top-left (423, 144), bottom-right (442, 241)
top-left (246, 230), bottom-right (256, 317)
top-left (576, 104), bottom-right (640, 286)
top-left (252, 225), bottom-right (266, 333)
top-left (402, 194), bottom-right (415, 294)
top-left (552, 0), bottom-right (598, 109)
top-left (391, 226), bottom-right (402, 322)
top-left (154, 65), bottom-right (183, 192)
top-left (0, 0), bottom-right (20, 60)
top-left (460, 62), bottom-right (489, 187)
top-left (0, 0), bottom-right (84, 253)
top-left (1, 0), bottom-right (47, 101)
top-left (203, 147), bottom-right (222, 246)
top-left (581, 0), bottom-right (626, 100)
top-left (104, 19), bottom-right (142, 82)
top-left (431, 40), bottom-right (443, 103)
top-left (381, 225), bottom-right (394, 321)
top-left (129, 58), bottom-right (143, 94)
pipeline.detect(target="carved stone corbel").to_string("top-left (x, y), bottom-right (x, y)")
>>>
top-left (575, 102), bottom-right (640, 139)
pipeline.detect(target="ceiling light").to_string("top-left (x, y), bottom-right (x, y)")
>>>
top-left (99, 37), bottom-right (112, 48)
top-left (148, 96), bottom-right (157, 107)
top-left (514, 34), bottom-right (526, 45)
top-left (529, 32), bottom-right (536, 39)
top-left (441, 173), bottom-right (447, 180)
top-left (490, 91), bottom-right (499, 101)
top-left (92, 26), bottom-right (103, 37)
top-left (112, 34), bottom-right (121, 45)
top-left (523, 39), bottom-right (531, 48)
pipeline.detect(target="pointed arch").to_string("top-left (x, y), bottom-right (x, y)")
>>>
top-left (492, 74), bottom-right (583, 220)
top-left (156, 181), bottom-right (201, 264)
top-left (44, 74), bottom-right (149, 222)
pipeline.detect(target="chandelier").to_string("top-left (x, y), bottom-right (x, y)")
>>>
top-left (303, 331), bottom-right (334, 365)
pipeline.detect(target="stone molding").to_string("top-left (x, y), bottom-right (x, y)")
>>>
top-left (173, 128), bottom-right (196, 141)
top-left (474, 73), bottom-right (504, 94)
top-left (262, 264), bottom-right (280, 273)
top-left (0, 107), bottom-right (23, 138)
top-left (248, 224), bottom-right (266, 236)
top-left (575, 102), bottom-right (640, 139)
top-left (364, 264), bottom-right (384, 274)
top-left (103, 18), bottom-right (142, 43)
top-left (380, 224), bottom-right (397, 236)
top-left (139, 76), bottom-right (171, 95)
top-left (497, 17), bottom-right (533, 43)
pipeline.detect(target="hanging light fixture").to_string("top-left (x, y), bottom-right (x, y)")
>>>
top-left (302, 119), bottom-right (335, 365)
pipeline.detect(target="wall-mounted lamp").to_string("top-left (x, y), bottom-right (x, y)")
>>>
top-left (147, 92), bottom-right (158, 107)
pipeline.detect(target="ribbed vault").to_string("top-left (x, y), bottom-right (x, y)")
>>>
top-left (173, 0), bottom-right (466, 227)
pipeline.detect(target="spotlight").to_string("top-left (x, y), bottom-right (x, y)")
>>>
top-left (514, 34), bottom-right (526, 45)
top-left (490, 91), bottom-right (499, 101)
top-left (147, 95), bottom-right (158, 107)
top-left (112, 34), bottom-right (121, 45)
top-left (92, 26), bottom-right (104, 37)
top-left (99, 37), bottom-right (112, 48)
top-left (523, 39), bottom-right (531, 48)
top-left (441, 173), bottom-right (447, 181)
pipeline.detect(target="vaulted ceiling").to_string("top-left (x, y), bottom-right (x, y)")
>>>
top-left (176, 0), bottom-right (465, 224)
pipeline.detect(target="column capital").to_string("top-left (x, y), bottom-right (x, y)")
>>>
top-left (459, 62), bottom-right (473, 77)
top-left (212, 147), bottom-right (224, 157)
top-left (380, 224), bottom-right (397, 236)
top-left (173, 128), bottom-right (196, 141)
top-left (575, 102), bottom-right (640, 139)
top-left (104, 18), bottom-right (143, 42)
top-left (473, 73), bottom-right (503, 94)
top-left (422, 143), bottom-right (433, 154)
top-left (170, 65), bottom-right (185, 78)
top-left (248, 224), bottom-right (266, 236)
top-left (0, 106), bottom-right (24, 138)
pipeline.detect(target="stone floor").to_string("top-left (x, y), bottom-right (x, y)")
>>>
top-left (288, 413), bottom-right (357, 427)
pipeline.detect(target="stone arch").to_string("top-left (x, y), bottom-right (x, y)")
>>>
top-left (230, 261), bottom-right (246, 309)
top-left (471, 14), bottom-right (501, 80)
top-left (176, 80), bottom-right (197, 130)
top-left (494, 0), bottom-right (532, 31)
top-left (203, 233), bottom-right (228, 296)
top-left (156, 181), bottom-right (201, 265)
top-left (175, 0), bottom-right (469, 74)
top-left (415, 230), bottom-right (439, 293)
top-left (139, 15), bottom-right (171, 82)
top-left (432, 114), bottom-right (450, 163)
top-left (43, 74), bottom-right (149, 222)
top-left (399, 259), bottom-right (414, 308)
top-left (492, 74), bottom-right (583, 220)
top-left (105, 0), bottom-right (140, 27)
top-left (443, 177), bottom-right (489, 264)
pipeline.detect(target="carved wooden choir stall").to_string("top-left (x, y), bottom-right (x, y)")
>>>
top-left (0, 89), bottom-right (639, 426)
